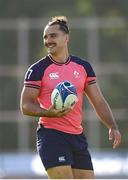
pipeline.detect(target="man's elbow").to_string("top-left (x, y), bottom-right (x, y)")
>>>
top-left (20, 103), bottom-right (30, 115)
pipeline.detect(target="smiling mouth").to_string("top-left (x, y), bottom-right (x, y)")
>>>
top-left (46, 44), bottom-right (56, 49)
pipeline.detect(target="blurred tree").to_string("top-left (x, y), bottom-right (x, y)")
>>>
top-left (0, 0), bottom-right (128, 18)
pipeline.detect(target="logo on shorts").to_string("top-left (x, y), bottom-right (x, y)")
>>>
top-left (58, 156), bottom-right (66, 162)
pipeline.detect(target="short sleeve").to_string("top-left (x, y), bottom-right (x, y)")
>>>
top-left (24, 64), bottom-right (42, 89)
top-left (85, 62), bottom-right (96, 85)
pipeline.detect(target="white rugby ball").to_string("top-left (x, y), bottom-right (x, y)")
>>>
top-left (51, 81), bottom-right (78, 110)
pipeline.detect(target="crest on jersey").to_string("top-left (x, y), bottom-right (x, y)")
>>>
top-left (73, 70), bottom-right (80, 78)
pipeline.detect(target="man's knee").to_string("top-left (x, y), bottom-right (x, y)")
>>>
top-left (72, 168), bottom-right (95, 179)
top-left (47, 165), bottom-right (74, 179)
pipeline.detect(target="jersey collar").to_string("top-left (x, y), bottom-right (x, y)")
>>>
top-left (48, 55), bottom-right (71, 66)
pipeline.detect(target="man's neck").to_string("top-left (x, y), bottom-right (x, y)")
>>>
top-left (49, 52), bottom-right (69, 63)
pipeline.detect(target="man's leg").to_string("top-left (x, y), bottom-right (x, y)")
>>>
top-left (47, 165), bottom-right (74, 179)
top-left (72, 168), bottom-right (95, 179)
top-left (37, 127), bottom-right (74, 179)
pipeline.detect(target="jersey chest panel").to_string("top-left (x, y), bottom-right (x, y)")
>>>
top-left (41, 61), bottom-right (86, 95)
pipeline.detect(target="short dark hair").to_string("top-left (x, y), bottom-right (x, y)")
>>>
top-left (47, 16), bottom-right (70, 34)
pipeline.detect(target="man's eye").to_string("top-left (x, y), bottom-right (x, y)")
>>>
top-left (43, 36), bottom-right (47, 40)
top-left (51, 34), bottom-right (57, 38)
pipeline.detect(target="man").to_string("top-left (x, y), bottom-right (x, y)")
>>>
top-left (20, 16), bottom-right (121, 179)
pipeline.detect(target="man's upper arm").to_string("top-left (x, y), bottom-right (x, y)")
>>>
top-left (84, 83), bottom-right (105, 107)
top-left (21, 87), bottom-right (40, 105)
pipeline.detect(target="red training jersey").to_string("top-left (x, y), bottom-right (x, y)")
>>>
top-left (24, 55), bottom-right (96, 134)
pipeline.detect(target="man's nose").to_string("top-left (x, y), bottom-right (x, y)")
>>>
top-left (45, 36), bottom-right (52, 44)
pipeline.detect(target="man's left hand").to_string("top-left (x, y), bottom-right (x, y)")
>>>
top-left (109, 128), bottom-right (121, 149)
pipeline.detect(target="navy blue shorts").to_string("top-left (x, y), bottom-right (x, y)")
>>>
top-left (36, 125), bottom-right (93, 170)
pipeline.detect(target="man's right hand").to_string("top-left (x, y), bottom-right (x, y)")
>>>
top-left (43, 105), bottom-right (71, 117)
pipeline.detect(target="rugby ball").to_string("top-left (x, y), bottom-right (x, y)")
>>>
top-left (51, 81), bottom-right (78, 110)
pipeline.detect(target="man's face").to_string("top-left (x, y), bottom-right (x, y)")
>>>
top-left (43, 24), bottom-right (69, 55)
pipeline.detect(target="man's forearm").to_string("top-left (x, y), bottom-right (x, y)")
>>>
top-left (95, 99), bottom-right (118, 130)
top-left (21, 102), bottom-right (47, 117)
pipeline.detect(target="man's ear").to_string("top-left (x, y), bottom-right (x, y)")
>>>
top-left (65, 34), bottom-right (69, 43)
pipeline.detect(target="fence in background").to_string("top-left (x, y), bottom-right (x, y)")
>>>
top-left (0, 17), bottom-right (127, 152)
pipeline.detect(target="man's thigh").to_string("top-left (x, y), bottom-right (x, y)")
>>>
top-left (47, 165), bottom-right (95, 179)
top-left (37, 127), bottom-right (73, 169)
top-left (47, 165), bottom-right (74, 179)
top-left (72, 168), bottom-right (95, 179)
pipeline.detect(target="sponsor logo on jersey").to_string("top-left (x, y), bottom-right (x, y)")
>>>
top-left (49, 72), bottom-right (59, 79)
